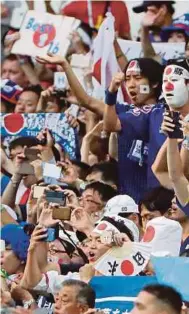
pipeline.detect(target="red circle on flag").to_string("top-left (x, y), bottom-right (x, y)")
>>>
top-left (121, 260), bottom-right (134, 275)
top-left (97, 223), bottom-right (107, 230)
top-left (4, 114), bottom-right (24, 134)
top-left (165, 67), bottom-right (172, 75)
top-left (143, 226), bottom-right (155, 242)
top-left (33, 24), bottom-right (56, 48)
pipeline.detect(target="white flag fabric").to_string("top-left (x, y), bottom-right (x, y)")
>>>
top-left (94, 241), bottom-right (152, 276)
top-left (92, 12), bottom-right (124, 102)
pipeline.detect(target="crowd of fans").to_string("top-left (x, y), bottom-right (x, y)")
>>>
top-left (1, 1), bottom-right (189, 313)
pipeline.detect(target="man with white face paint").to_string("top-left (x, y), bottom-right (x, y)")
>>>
top-left (162, 62), bottom-right (189, 110)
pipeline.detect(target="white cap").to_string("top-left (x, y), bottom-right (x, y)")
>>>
top-left (104, 195), bottom-right (139, 216)
top-left (141, 216), bottom-right (182, 256)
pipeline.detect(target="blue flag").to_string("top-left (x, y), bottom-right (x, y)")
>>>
top-left (151, 257), bottom-right (189, 302)
top-left (90, 276), bottom-right (157, 313)
top-left (1, 113), bottom-right (77, 159)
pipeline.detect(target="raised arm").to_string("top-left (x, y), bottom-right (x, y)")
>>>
top-left (114, 38), bottom-right (128, 72)
top-left (140, 9), bottom-right (164, 63)
top-left (36, 54), bottom-right (105, 117)
top-left (103, 73), bottom-right (123, 132)
top-left (159, 112), bottom-right (189, 206)
top-left (167, 139), bottom-right (189, 206)
top-left (152, 139), bottom-right (172, 189)
top-left (21, 225), bottom-right (48, 289)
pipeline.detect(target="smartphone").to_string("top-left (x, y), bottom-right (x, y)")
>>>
top-left (25, 148), bottom-right (40, 162)
top-left (33, 186), bottom-right (46, 199)
top-left (45, 190), bottom-right (66, 205)
top-left (169, 111), bottom-right (183, 139)
top-left (52, 207), bottom-right (71, 220)
top-left (17, 161), bottom-right (34, 175)
top-left (45, 227), bottom-right (59, 242)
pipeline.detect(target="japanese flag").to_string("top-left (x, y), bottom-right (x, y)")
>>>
top-left (92, 12), bottom-right (125, 102)
top-left (94, 242), bottom-right (152, 276)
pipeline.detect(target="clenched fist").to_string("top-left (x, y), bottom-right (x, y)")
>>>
top-left (109, 72), bottom-right (125, 93)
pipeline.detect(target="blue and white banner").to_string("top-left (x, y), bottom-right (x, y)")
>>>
top-left (152, 257), bottom-right (189, 302)
top-left (90, 276), bottom-right (157, 313)
top-left (0, 113), bottom-right (77, 159)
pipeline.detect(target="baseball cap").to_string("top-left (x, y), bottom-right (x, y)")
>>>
top-left (161, 14), bottom-right (189, 42)
top-left (132, 1), bottom-right (175, 14)
top-left (1, 223), bottom-right (30, 261)
top-left (104, 195), bottom-right (139, 216)
top-left (0, 79), bottom-right (23, 105)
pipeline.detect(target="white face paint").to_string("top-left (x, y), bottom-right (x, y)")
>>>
top-left (162, 65), bottom-right (189, 109)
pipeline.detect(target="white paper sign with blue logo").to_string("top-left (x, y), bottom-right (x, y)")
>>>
top-left (0, 113), bottom-right (77, 159)
top-left (11, 10), bottom-right (80, 57)
top-left (90, 276), bottom-right (157, 313)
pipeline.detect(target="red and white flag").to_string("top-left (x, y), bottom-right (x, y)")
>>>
top-left (92, 12), bottom-right (125, 102)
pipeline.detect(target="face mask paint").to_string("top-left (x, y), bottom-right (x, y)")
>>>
top-left (163, 65), bottom-right (189, 108)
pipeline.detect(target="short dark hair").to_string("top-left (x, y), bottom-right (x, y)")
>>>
top-left (9, 136), bottom-right (39, 151)
top-left (139, 186), bottom-right (174, 215)
top-left (143, 284), bottom-right (182, 314)
top-left (63, 279), bottom-right (96, 308)
top-left (125, 58), bottom-right (163, 99)
top-left (84, 181), bottom-right (117, 203)
top-left (9, 136), bottom-right (60, 162)
top-left (71, 160), bottom-right (90, 180)
top-left (22, 85), bottom-right (42, 98)
top-left (3, 54), bottom-right (34, 69)
top-left (89, 161), bottom-right (118, 186)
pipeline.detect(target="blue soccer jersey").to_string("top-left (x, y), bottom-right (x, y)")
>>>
top-left (116, 102), bottom-right (166, 203)
top-left (116, 103), bottom-right (152, 203)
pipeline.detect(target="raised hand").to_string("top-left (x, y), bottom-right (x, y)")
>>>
top-left (109, 72), bottom-right (125, 93)
top-left (36, 53), bottom-right (68, 70)
top-left (142, 7), bottom-right (166, 28)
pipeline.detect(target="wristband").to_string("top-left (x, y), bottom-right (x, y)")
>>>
top-left (182, 136), bottom-right (189, 150)
top-left (0, 269), bottom-right (8, 279)
top-left (116, 53), bottom-right (124, 59)
top-left (105, 90), bottom-right (118, 106)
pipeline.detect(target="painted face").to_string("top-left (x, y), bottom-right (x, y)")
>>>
top-left (162, 65), bottom-right (189, 109)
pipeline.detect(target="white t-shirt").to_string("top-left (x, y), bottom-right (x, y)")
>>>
top-left (34, 271), bottom-right (80, 295)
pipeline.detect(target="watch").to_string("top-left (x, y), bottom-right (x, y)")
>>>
top-left (23, 299), bottom-right (35, 309)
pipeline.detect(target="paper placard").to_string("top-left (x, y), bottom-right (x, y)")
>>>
top-left (43, 163), bottom-right (61, 179)
top-left (11, 10), bottom-right (80, 57)
top-left (118, 39), bottom-right (185, 61)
